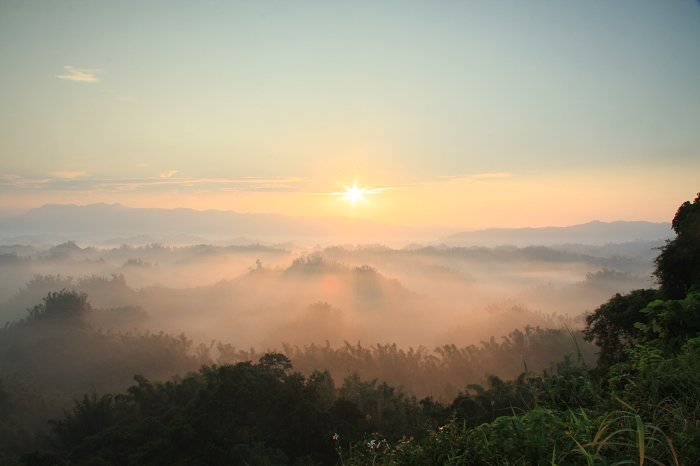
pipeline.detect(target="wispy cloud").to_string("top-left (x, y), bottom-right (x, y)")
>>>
top-left (159, 170), bottom-right (179, 179)
top-left (0, 174), bottom-right (306, 194)
top-left (0, 174), bottom-right (50, 188)
top-left (49, 170), bottom-right (88, 180)
top-left (95, 176), bottom-right (306, 193)
top-left (55, 66), bottom-right (102, 83)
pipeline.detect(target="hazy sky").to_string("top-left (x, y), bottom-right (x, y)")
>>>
top-left (1, 0), bottom-right (698, 228)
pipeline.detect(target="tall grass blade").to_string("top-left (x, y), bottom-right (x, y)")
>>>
top-left (635, 414), bottom-right (645, 465)
top-left (567, 433), bottom-right (594, 466)
top-left (565, 324), bottom-right (584, 366)
top-left (667, 437), bottom-right (680, 466)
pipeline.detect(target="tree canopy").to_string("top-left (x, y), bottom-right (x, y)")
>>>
top-left (25, 289), bottom-right (91, 322)
top-left (655, 192), bottom-right (700, 298)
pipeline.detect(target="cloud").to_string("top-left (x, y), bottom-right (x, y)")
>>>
top-left (0, 174), bottom-right (50, 188)
top-left (0, 174), bottom-right (22, 182)
top-left (0, 174), bottom-right (306, 194)
top-left (49, 171), bottom-right (88, 179)
top-left (55, 66), bottom-right (102, 83)
top-left (90, 176), bottom-right (307, 193)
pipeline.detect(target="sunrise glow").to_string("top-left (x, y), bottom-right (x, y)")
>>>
top-left (343, 185), bottom-right (366, 206)
top-left (0, 2), bottom-right (697, 229)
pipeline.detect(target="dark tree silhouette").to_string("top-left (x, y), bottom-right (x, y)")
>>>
top-left (26, 289), bottom-right (91, 322)
top-left (585, 193), bottom-right (700, 367)
top-left (583, 288), bottom-right (658, 368)
top-left (654, 192), bottom-right (700, 298)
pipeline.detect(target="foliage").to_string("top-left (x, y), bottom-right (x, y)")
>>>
top-left (343, 407), bottom-right (684, 466)
top-left (340, 194), bottom-right (700, 465)
top-left (0, 292), bottom-right (203, 459)
top-left (25, 289), bottom-right (91, 322)
top-left (18, 355), bottom-right (436, 466)
top-left (606, 337), bottom-right (700, 462)
top-left (218, 326), bottom-right (597, 401)
top-left (583, 289), bottom-right (659, 368)
top-left (636, 291), bottom-right (700, 354)
top-left (654, 193), bottom-right (700, 299)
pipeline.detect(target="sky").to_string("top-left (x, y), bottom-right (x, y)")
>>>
top-left (0, 0), bottom-right (698, 229)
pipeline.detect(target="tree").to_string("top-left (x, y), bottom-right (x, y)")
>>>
top-left (636, 291), bottom-right (700, 354)
top-left (585, 194), bottom-right (700, 367)
top-left (25, 289), bottom-right (91, 322)
top-left (583, 288), bottom-right (659, 368)
top-left (654, 192), bottom-right (700, 299)
top-left (258, 352), bottom-right (293, 376)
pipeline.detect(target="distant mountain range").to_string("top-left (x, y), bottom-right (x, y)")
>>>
top-left (0, 203), bottom-right (412, 244)
top-left (442, 220), bottom-right (673, 246)
top-left (0, 203), bottom-right (674, 246)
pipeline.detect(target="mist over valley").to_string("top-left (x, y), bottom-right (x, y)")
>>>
top-left (0, 204), bottom-right (666, 350)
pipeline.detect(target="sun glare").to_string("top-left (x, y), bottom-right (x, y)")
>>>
top-left (344, 185), bottom-right (365, 206)
top-left (334, 180), bottom-right (385, 208)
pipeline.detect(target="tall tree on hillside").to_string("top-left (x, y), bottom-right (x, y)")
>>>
top-left (583, 288), bottom-right (659, 368)
top-left (654, 192), bottom-right (700, 299)
top-left (585, 193), bottom-right (700, 367)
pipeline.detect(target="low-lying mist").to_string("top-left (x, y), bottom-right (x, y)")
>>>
top-left (0, 236), bottom-right (660, 450)
top-left (0, 239), bottom-right (656, 350)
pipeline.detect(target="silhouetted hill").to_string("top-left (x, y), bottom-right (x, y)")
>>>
top-left (443, 220), bottom-right (672, 246)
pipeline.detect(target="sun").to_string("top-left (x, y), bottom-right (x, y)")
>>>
top-left (344, 185), bottom-right (365, 206)
top-left (334, 179), bottom-right (384, 207)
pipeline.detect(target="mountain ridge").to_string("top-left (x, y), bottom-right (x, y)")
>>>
top-left (0, 203), bottom-right (674, 246)
top-left (0, 203), bottom-right (413, 243)
top-left (443, 220), bottom-right (672, 246)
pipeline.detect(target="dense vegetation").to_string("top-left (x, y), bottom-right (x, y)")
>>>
top-left (338, 194), bottom-right (700, 465)
top-left (0, 292), bottom-right (588, 463)
top-left (0, 194), bottom-right (698, 464)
